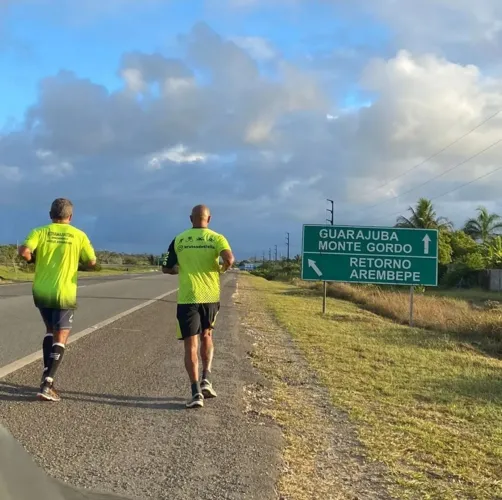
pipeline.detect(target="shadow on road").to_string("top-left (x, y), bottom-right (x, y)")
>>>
top-left (0, 382), bottom-right (186, 411)
top-left (0, 423), bottom-right (139, 500)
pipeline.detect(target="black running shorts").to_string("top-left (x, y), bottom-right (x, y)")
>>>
top-left (38, 308), bottom-right (74, 332)
top-left (176, 302), bottom-right (220, 340)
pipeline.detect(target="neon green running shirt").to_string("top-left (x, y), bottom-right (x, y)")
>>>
top-left (23, 223), bottom-right (96, 309)
top-left (162, 228), bottom-right (231, 304)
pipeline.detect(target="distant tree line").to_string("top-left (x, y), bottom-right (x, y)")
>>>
top-left (94, 250), bottom-right (161, 267)
top-left (395, 198), bottom-right (502, 287)
top-left (0, 245), bottom-right (161, 274)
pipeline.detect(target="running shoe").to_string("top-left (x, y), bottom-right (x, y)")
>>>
top-left (201, 379), bottom-right (217, 399)
top-left (37, 383), bottom-right (61, 402)
top-left (186, 393), bottom-right (204, 409)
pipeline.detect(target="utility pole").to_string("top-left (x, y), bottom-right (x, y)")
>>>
top-left (262, 251), bottom-right (265, 262)
top-left (326, 198), bottom-right (334, 225)
top-left (274, 245), bottom-right (278, 261)
top-left (285, 232), bottom-right (290, 261)
top-left (269, 248), bottom-right (272, 261)
top-left (323, 198), bottom-right (334, 314)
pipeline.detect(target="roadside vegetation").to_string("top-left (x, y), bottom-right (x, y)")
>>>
top-left (244, 274), bottom-right (502, 499)
top-left (239, 277), bottom-right (392, 500)
top-left (304, 281), bottom-right (502, 357)
top-left (0, 245), bottom-right (160, 282)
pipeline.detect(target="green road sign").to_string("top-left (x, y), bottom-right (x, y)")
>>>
top-left (301, 224), bottom-right (439, 286)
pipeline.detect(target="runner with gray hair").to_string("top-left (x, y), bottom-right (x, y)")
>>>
top-left (18, 198), bottom-right (97, 402)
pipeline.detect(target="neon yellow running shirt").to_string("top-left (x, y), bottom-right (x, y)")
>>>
top-left (23, 223), bottom-right (96, 309)
top-left (162, 228), bottom-right (231, 304)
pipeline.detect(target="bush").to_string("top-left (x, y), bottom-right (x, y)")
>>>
top-left (442, 252), bottom-right (486, 288)
top-left (78, 261), bottom-right (102, 272)
top-left (18, 261), bottom-right (35, 273)
top-left (250, 261), bottom-right (300, 282)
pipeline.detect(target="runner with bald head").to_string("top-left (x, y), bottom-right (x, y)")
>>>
top-left (162, 204), bottom-right (235, 408)
top-left (191, 204), bottom-right (210, 223)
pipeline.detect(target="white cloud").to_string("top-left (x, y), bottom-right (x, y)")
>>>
top-left (121, 68), bottom-right (145, 93)
top-left (0, 165), bottom-right (22, 182)
top-left (231, 37), bottom-right (277, 61)
top-left (41, 161), bottom-right (73, 177)
top-left (163, 77), bottom-right (194, 93)
top-left (146, 144), bottom-right (209, 170)
top-left (35, 149), bottom-right (52, 159)
top-left (34, 149), bottom-right (74, 177)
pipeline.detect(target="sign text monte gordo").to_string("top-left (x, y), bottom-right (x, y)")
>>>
top-left (301, 225), bottom-right (439, 286)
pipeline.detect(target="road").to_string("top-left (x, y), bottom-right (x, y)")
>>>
top-left (0, 272), bottom-right (175, 371)
top-left (0, 272), bottom-right (281, 499)
top-left (1, 422), bottom-right (136, 500)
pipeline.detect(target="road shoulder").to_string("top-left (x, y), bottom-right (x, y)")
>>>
top-left (237, 274), bottom-right (393, 500)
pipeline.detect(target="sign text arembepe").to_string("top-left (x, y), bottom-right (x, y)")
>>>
top-left (301, 225), bottom-right (438, 286)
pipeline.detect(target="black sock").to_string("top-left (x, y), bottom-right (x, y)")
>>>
top-left (42, 334), bottom-right (53, 371)
top-left (45, 343), bottom-right (65, 382)
top-left (202, 370), bottom-right (211, 381)
top-left (191, 381), bottom-right (201, 396)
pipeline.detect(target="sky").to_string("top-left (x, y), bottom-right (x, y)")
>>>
top-left (2, 0), bottom-right (502, 258)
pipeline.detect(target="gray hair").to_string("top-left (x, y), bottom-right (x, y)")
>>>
top-left (50, 198), bottom-right (73, 220)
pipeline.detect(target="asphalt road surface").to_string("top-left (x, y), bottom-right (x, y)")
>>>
top-left (1, 423), bottom-right (136, 500)
top-left (0, 272), bottom-right (174, 370)
top-left (0, 272), bottom-right (282, 499)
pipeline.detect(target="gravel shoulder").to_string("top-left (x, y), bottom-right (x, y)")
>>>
top-left (0, 274), bottom-right (282, 500)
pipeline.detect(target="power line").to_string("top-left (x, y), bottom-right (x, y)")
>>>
top-left (375, 163), bottom-right (502, 224)
top-left (430, 164), bottom-right (502, 203)
top-left (326, 199), bottom-right (334, 225)
top-left (353, 136), bottom-right (502, 216)
top-left (337, 109), bottom-right (502, 219)
top-left (372, 109), bottom-right (501, 192)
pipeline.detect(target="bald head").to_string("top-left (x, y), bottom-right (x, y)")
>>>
top-left (190, 204), bottom-right (211, 228)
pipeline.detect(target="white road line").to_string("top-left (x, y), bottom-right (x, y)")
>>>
top-left (0, 272), bottom-right (159, 288)
top-left (0, 287), bottom-right (178, 380)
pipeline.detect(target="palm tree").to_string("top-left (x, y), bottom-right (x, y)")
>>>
top-left (395, 198), bottom-right (453, 230)
top-left (463, 206), bottom-right (502, 243)
top-left (485, 236), bottom-right (502, 268)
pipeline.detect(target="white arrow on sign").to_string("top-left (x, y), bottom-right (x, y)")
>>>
top-left (422, 234), bottom-right (431, 254)
top-left (308, 259), bottom-right (323, 277)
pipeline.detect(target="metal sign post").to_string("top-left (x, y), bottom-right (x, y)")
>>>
top-left (409, 285), bottom-right (414, 327)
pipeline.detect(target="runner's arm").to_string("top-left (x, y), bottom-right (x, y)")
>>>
top-left (162, 240), bottom-right (179, 275)
top-left (80, 234), bottom-right (97, 269)
top-left (18, 245), bottom-right (34, 263)
top-left (217, 235), bottom-right (235, 273)
top-left (219, 250), bottom-right (235, 273)
top-left (18, 229), bottom-right (39, 263)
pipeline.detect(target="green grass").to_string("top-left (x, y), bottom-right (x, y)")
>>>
top-left (294, 281), bottom-right (502, 359)
top-left (249, 276), bottom-right (502, 499)
top-left (0, 265), bottom-right (157, 282)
